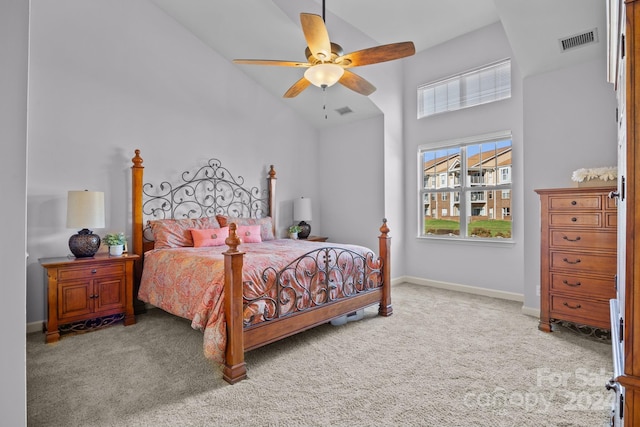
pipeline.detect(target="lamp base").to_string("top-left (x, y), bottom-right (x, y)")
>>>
top-left (69, 229), bottom-right (101, 258)
top-left (298, 221), bottom-right (311, 239)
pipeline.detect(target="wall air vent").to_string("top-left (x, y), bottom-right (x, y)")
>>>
top-left (335, 106), bottom-right (353, 116)
top-left (559, 28), bottom-right (598, 52)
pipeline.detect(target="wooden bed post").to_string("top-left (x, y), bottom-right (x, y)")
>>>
top-left (222, 223), bottom-right (247, 384)
top-left (378, 218), bottom-right (393, 317)
top-left (267, 165), bottom-right (277, 238)
top-left (131, 150), bottom-right (146, 314)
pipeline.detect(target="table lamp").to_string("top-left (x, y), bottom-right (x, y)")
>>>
top-left (67, 190), bottom-right (105, 258)
top-left (293, 197), bottom-right (312, 239)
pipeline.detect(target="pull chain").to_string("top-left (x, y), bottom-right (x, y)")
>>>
top-left (321, 84), bottom-right (328, 120)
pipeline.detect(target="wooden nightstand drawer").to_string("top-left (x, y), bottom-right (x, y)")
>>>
top-left (58, 264), bottom-right (125, 281)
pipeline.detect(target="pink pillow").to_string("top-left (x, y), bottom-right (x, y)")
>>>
top-left (216, 216), bottom-right (275, 241)
top-left (236, 225), bottom-right (262, 243)
top-left (149, 217), bottom-right (221, 249)
top-left (190, 227), bottom-right (229, 248)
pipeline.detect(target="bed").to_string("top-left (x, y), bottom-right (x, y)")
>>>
top-left (130, 149), bottom-right (392, 384)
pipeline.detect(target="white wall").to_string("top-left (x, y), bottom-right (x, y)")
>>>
top-left (522, 58), bottom-right (617, 310)
top-left (318, 116), bottom-right (385, 252)
top-left (402, 23), bottom-right (526, 296)
top-left (0, 0), bottom-right (29, 424)
top-left (26, 0), bottom-right (320, 324)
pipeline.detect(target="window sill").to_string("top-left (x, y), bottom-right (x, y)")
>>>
top-left (417, 235), bottom-right (515, 246)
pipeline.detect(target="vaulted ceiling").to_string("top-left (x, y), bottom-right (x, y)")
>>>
top-left (150, 0), bottom-right (607, 129)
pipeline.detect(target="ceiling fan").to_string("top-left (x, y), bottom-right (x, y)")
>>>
top-left (233, 1), bottom-right (415, 98)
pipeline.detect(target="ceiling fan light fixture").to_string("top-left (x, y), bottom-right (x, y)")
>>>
top-left (304, 63), bottom-right (344, 88)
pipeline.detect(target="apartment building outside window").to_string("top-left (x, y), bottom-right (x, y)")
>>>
top-left (418, 131), bottom-right (513, 240)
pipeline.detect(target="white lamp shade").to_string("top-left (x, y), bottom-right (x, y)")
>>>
top-left (304, 63), bottom-right (344, 88)
top-left (66, 190), bottom-right (105, 229)
top-left (293, 197), bottom-right (312, 222)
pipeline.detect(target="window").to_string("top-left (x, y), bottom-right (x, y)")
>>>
top-left (417, 59), bottom-right (511, 119)
top-left (419, 132), bottom-right (513, 240)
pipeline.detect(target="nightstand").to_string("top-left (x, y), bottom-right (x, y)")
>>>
top-left (303, 236), bottom-right (329, 242)
top-left (39, 253), bottom-right (139, 343)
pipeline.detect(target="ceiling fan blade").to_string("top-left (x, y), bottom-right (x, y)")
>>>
top-left (283, 77), bottom-right (311, 98)
top-left (233, 59), bottom-right (311, 68)
top-left (300, 13), bottom-right (332, 62)
top-left (336, 41), bottom-right (416, 67)
top-left (339, 70), bottom-right (376, 96)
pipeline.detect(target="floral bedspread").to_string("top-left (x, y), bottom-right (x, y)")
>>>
top-left (138, 239), bottom-right (377, 363)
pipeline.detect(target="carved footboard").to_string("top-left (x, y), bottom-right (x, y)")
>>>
top-left (223, 221), bottom-right (391, 384)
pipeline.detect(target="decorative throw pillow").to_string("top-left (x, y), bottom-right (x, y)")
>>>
top-left (215, 215), bottom-right (228, 227)
top-left (190, 227), bottom-right (229, 248)
top-left (149, 216), bottom-right (220, 249)
top-left (236, 225), bottom-right (262, 243)
top-left (216, 215), bottom-right (275, 241)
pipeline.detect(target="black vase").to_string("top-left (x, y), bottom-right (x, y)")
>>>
top-left (69, 229), bottom-right (101, 258)
top-left (298, 221), bottom-right (311, 239)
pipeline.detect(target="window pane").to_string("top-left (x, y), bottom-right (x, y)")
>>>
top-left (468, 188), bottom-right (512, 238)
top-left (424, 191), bottom-right (460, 236)
top-left (421, 147), bottom-right (460, 189)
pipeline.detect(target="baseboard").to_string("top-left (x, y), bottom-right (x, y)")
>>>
top-left (401, 275), bottom-right (524, 301)
top-left (398, 275), bottom-right (540, 318)
top-left (520, 305), bottom-right (540, 318)
top-left (27, 321), bottom-right (43, 334)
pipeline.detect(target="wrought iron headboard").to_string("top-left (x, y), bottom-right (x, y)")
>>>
top-left (142, 158), bottom-right (273, 221)
top-left (131, 150), bottom-right (277, 250)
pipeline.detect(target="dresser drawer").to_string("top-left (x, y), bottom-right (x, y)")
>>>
top-left (548, 213), bottom-right (601, 227)
top-left (550, 273), bottom-right (616, 299)
top-left (550, 295), bottom-right (610, 328)
top-left (550, 251), bottom-right (616, 275)
top-left (58, 264), bottom-right (125, 281)
top-left (548, 195), bottom-right (602, 210)
top-left (549, 229), bottom-right (616, 250)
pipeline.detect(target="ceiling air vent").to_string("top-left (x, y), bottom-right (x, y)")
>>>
top-left (335, 106), bottom-right (353, 116)
top-left (559, 28), bottom-right (598, 52)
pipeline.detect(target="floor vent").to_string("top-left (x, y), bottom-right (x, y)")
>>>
top-left (559, 28), bottom-right (598, 52)
top-left (335, 106), bottom-right (353, 116)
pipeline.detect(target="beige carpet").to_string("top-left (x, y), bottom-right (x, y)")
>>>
top-left (27, 283), bottom-right (613, 426)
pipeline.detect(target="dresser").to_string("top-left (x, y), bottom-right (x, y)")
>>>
top-left (535, 187), bottom-right (617, 332)
top-left (39, 253), bottom-right (139, 343)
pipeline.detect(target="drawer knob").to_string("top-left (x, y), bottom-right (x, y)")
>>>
top-left (563, 302), bottom-right (582, 310)
top-left (571, 200), bottom-right (577, 205)
top-left (91, 269), bottom-right (97, 274)
top-left (562, 258), bottom-right (581, 265)
top-left (571, 217), bottom-right (577, 222)
top-left (562, 280), bottom-right (581, 287)
top-left (562, 235), bottom-right (581, 242)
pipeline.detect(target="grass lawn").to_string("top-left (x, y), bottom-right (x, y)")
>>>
top-left (425, 218), bottom-right (511, 237)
